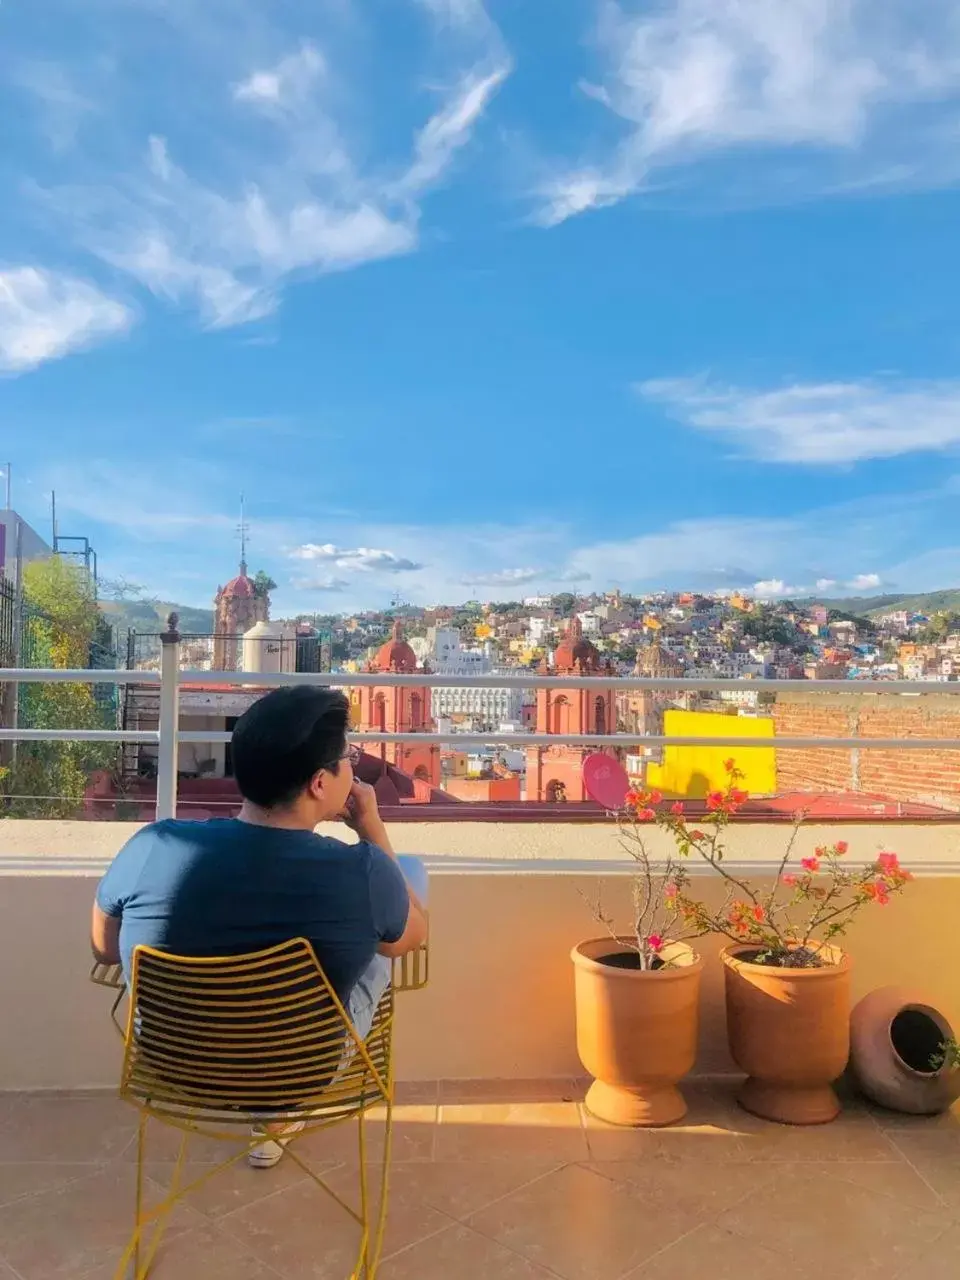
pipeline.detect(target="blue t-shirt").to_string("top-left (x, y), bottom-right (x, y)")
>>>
top-left (96, 818), bottom-right (410, 1001)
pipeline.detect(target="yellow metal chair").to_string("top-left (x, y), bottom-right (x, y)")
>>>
top-left (108, 938), bottom-right (397, 1280)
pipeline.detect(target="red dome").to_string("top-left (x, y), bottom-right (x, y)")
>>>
top-left (373, 621), bottom-right (418, 673)
top-left (553, 617), bottom-right (601, 673)
top-left (220, 572), bottom-right (255, 599)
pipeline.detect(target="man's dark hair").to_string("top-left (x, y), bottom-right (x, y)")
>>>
top-left (231, 687), bottom-right (350, 809)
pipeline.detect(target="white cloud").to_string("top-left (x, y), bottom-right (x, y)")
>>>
top-left (233, 42), bottom-right (325, 109)
top-left (35, 8), bottom-right (509, 330)
top-left (846, 572), bottom-right (883, 591)
top-left (538, 0), bottom-right (960, 224)
top-left (0, 267), bottom-right (132, 374)
top-left (637, 375), bottom-right (960, 464)
top-left (752, 578), bottom-right (803, 599)
top-left (398, 65), bottom-right (510, 196)
top-left (461, 567), bottom-right (541, 586)
top-left (292, 574), bottom-right (349, 592)
top-left (290, 543), bottom-right (424, 573)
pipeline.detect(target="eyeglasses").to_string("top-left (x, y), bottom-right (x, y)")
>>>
top-left (322, 744), bottom-right (362, 772)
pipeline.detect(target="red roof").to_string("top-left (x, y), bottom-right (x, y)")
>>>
top-left (372, 621), bottom-right (418, 673)
top-left (220, 572), bottom-right (255, 599)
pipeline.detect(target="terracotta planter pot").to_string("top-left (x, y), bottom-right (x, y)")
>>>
top-left (850, 987), bottom-right (960, 1115)
top-left (572, 937), bottom-right (702, 1127)
top-left (722, 943), bottom-right (851, 1125)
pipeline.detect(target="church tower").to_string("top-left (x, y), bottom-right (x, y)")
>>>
top-left (354, 622), bottom-right (440, 785)
top-left (526, 617), bottom-right (619, 802)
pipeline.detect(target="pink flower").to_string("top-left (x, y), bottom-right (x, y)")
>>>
top-left (835, 841), bottom-right (849, 855)
top-left (670, 801), bottom-right (685, 816)
top-left (647, 934), bottom-right (664, 953)
top-left (637, 807), bottom-right (656, 822)
top-left (865, 881), bottom-right (890, 905)
top-left (877, 852), bottom-right (901, 875)
top-left (688, 830), bottom-right (706, 841)
top-left (723, 758), bottom-right (736, 773)
top-left (648, 789), bottom-right (663, 806)
top-left (664, 881), bottom-right (679, 902)
top-left (783, 874), bottom-right (798, 887)
top-left (752, 904), bottom-right (766, 922)
top-left (801, 856), bottom-right (821, 873)
top-left (706, 791), bottom-right (726, 811)
top-left (729, 788), bottom-right (749, 808)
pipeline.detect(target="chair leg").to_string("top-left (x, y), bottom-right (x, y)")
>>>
top-left (368, 1079), bottom-right (394, 1276)
top-left (115, 1119), bottom-right (190, 1280)
top-left (355, 1109), bottom-right (372, 1279)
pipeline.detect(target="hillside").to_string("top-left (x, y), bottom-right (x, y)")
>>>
top-left (98, 599), bottom-right (215, 636)
top-left (818, 588), bottom-right (960, 618)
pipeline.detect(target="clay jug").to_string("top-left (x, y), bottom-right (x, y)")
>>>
top-left (850, 988), bottom-right (960, 1115)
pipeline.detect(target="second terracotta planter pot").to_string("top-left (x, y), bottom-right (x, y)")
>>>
top-left (572, 937), bottom-right (702, 1127)
top-left (722, 943), bottom-right (851, 1125)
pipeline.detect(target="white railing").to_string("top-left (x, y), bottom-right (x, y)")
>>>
top-left (3, 632), bottom-right (960, 819)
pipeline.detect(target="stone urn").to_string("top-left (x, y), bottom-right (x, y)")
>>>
top-left (572, 938), bottom-right (702, 1127)
top-left (722, 944), bottom-right (851, 1125)
top-left (849, 988), bottom-right (960, 1115)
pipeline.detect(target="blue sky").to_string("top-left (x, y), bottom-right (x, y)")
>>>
top-left (3, 0), bottom-right (960, 615)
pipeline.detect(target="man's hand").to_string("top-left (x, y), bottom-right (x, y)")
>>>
top-left (341, 779), bottom-right (380, 834)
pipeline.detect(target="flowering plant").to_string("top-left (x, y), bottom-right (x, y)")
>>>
top-left (622, 761), bottom-right (914, 969)
top-left (585, 785), bottom-right (701, 971)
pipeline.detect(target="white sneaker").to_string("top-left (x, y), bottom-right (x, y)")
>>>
top-left (247, 1120), bottom-right (305, 1169)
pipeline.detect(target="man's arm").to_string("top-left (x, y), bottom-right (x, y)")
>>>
top-left (91, 902), bottom-right (121, 966)
top-left (343, 780), bottom-right (428, 958)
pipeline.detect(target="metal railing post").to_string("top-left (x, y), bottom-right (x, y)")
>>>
top-left (156, 613), bottom-right (181, 821)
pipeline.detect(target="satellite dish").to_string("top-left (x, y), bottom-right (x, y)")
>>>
top-left (582, 753), bottom-right (631, 810)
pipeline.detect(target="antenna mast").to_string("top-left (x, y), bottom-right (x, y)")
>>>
top-left (238, 493), bottom-right (250, 575)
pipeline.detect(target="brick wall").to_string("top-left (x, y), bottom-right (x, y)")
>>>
top-left (773, 693), bottom-right (960, 812)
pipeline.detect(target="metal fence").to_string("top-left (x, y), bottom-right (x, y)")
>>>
top-left (3, 626), bottom-right (960, 822)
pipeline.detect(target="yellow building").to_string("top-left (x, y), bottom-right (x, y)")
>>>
top-left (646, 708), bottom-right (776, 798)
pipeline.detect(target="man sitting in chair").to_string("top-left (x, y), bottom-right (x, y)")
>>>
top-left (91, 686), bottom-right (429, 1168)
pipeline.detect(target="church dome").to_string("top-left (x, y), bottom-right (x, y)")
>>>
top-left (219, 567), bottom-right (255, 599)
top-left (636, 642), bottom-right (681, 677)
top-left (372, 621), bottom-right (419, 673)
top-left (553, 617), bottom-right (601, 673)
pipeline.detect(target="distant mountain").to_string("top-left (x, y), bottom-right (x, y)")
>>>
top-left (814, 588), bottom-right (960, 618)
top-left (99, 598), bottom-right (215, 636)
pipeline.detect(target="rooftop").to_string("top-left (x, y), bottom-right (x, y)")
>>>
top-left (0, 1080), bottom-right (956, 1279)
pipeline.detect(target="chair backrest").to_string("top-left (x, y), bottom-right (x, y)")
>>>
top-left (120, 938), bottom-right (385, 1120)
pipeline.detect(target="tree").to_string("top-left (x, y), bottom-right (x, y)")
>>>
top-left (1, 557), bottom-right (114, 818)
top-left (252, 570), bottom-right (277, 601)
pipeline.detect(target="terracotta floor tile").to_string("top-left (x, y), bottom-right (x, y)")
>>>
top-left (717, 1163), bottom-right (951, 1273)
top-left (466, 1162), bottom-right (707, 1280)
top-left (144, 1150), bottom-right (339, 1220)
top-left (0, 1161), bottom-right (202, 1280)
top-left (791, 1158), bottom-right (947, 1209)
top-left (223, 1165), bottom-right (455, 1278)
top-left (735, 1111), bottom-right (899, 1163)
top-left (436, 1103), bottom-right (589, 1162)
top-left (439, 1078), bottom-right (581, 1105)
top-left (0, 1094), bottom-right (136, 1163)
top-left (621, 1221), bottom-right (814, 1280)
top-left (0, 1163), bottom-right (96, 1209)
top-left (123, 1118), bottom-right (254, 1164)
top-left (149, 1222), bottom-right (286, 1279)
top-left (379, 1223), bottom-right (563, 1279)
top-left (580, 1104), bottom-right (751, 1163)
top-left (382, 1159), bottom-right (563, 1220)
top-left (882, 1129), bottom-right (960, 1207)
top-left (296, 1102), bottom-right (438, 1163)
top-left (581, 1159), bottom-right (767, 1218)
top-left (865, 1098), bottom-right (960, 1132)
top-left (885, 1222), bottom-right (960, 1280)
